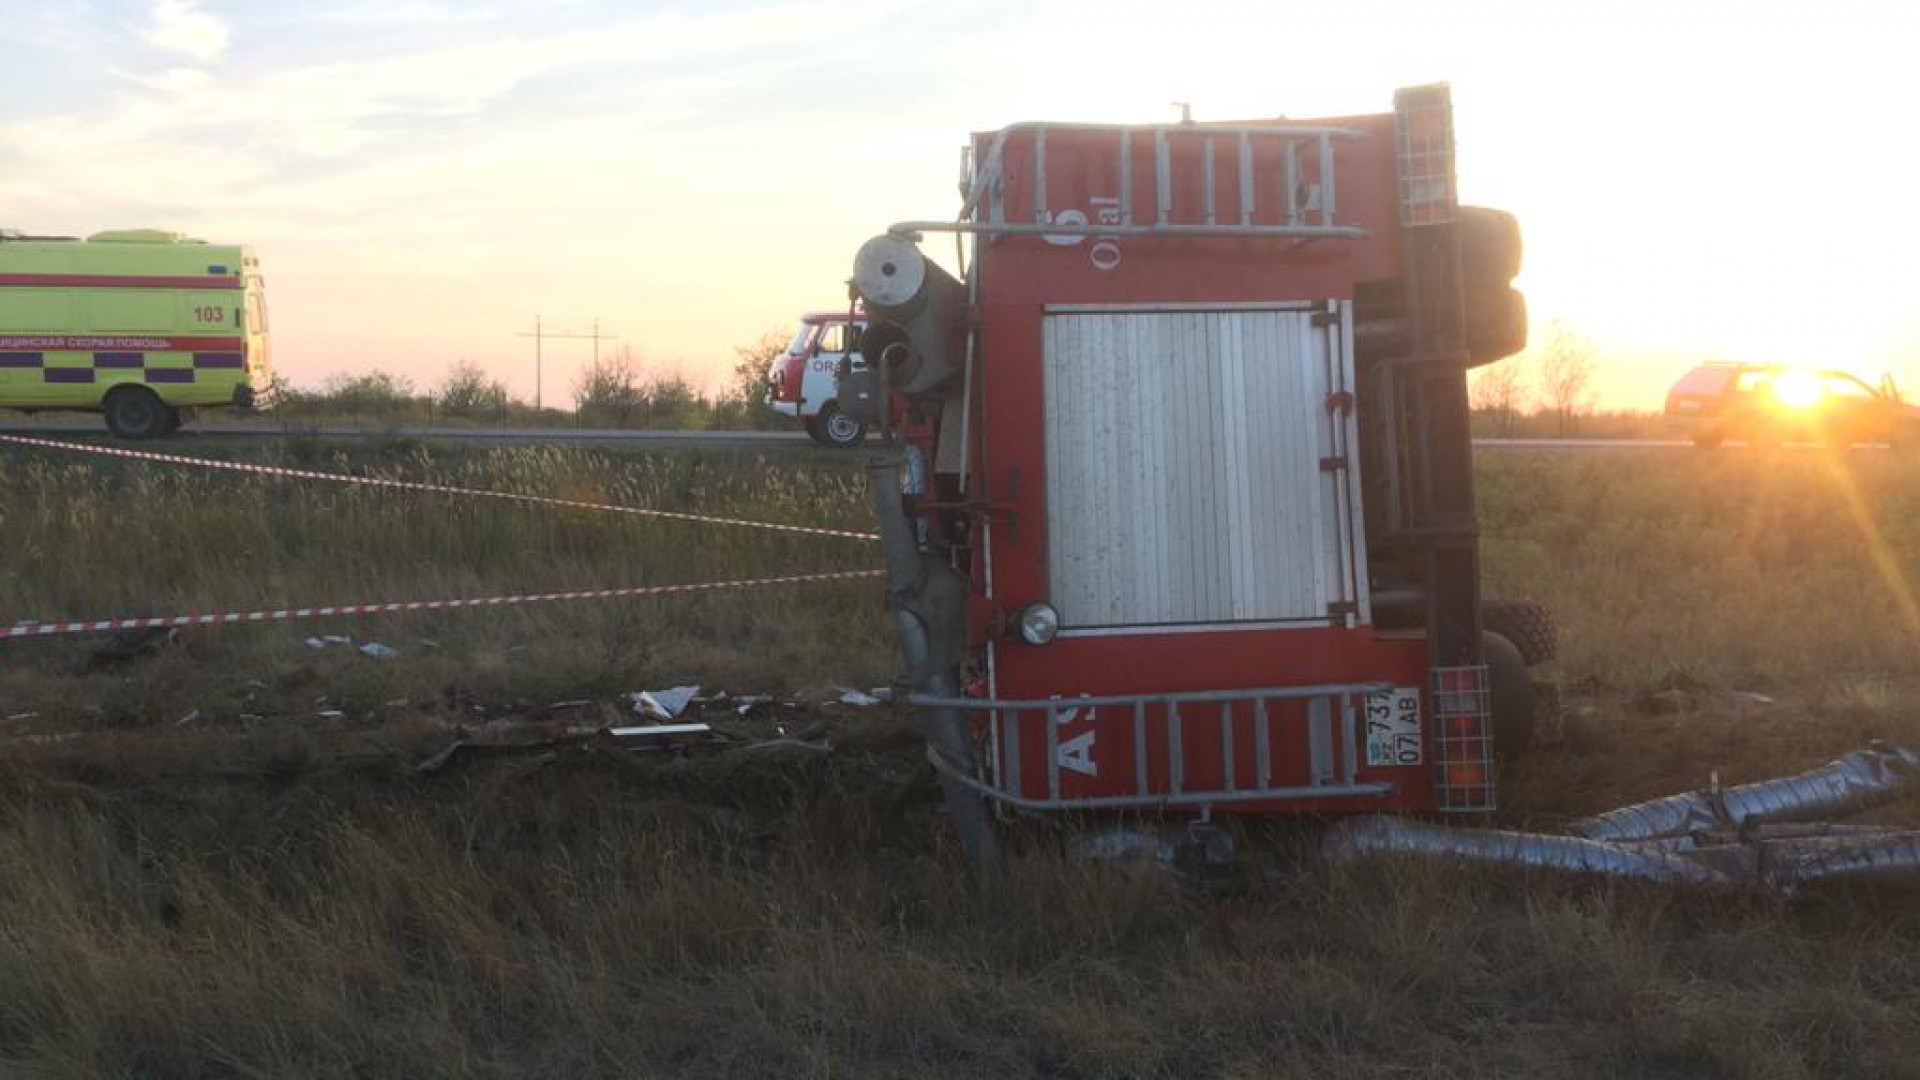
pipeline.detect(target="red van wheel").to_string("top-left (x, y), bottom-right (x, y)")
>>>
top-left (103, 387), bottom-right (169, 440)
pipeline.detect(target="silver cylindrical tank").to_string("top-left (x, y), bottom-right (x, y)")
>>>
top-left (852, 235), bottom-right (962, 395)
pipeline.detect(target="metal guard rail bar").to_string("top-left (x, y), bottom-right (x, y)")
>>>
top-left (902, 118), bottom-right (1371, 243)
top-left (890, 221), bottom-right (1367, 240)
top-left (913, 683), bottom-right (1397, 813)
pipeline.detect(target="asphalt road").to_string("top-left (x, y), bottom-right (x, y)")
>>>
top-left (0, 419), bottom-right (1884, 453)
top-left (0, 419), bottom-right (811, 450)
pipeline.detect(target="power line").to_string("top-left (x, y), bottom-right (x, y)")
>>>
top-left (514, 316), bottom-right (618, 410)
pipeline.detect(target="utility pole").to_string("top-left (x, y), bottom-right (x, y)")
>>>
top-left (516, 316), bottom-right (618, 411)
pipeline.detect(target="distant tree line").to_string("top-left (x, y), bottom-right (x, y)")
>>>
top-left (1467, 319), bottom-right (1608, 437)
top-left (268, 332), bottom-right (790, 430)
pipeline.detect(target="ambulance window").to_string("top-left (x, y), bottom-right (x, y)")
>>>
top-left (818, 323), bottom-right (848, 354)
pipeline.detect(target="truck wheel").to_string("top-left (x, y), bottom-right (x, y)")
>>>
top-left (103, 387), bottom-right (169, 440)
top-left (1486, 631), bottom-right (1536, 756)
top-left (1483, 601), bottom-right (1557, 666)
top-left (1461, 206), bottom-right (1523, 282)
top-left (1466, 286), bottom-right (1528, 367)
top-left (809, 403), bottom-right (866, 449)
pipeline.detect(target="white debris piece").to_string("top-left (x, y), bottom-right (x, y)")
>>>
top-left (316, 709), bottom-right (347, 721)
top-left (630, 685), bottom-right (701, 720)
top-left (359, 642), bottom-right (398, 660)
top-left (733, 695), bottom-right (771, 716)
top-left (838, 689), bottom-right (882, 707)
top-left (608, 722), bottom-right (712, 740)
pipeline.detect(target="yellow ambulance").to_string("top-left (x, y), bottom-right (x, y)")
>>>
top-left (0, 228), bottom-right (271, 438)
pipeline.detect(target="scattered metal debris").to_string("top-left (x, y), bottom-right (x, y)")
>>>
top-left (1071, 823), bottom-right (1241, 888)
top-left (631, 685), bottom-right (700, 720)
top-left (737, 737), bottom-right (832, 754)
top-left (359, 642), bottom-right (398, 660)
top-left (838, 688), bottom-right (892, 707)
top-left (1325, 745), bottom-right (1920, 891)
top-left (607, 722), bottom-right (713, 741)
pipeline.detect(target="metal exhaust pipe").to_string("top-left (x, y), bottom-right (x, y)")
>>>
top-left (867, 453), bottom-right (1001, 872)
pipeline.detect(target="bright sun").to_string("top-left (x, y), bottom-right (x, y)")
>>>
top-left (1771, 369), bottom-right (1826, 411)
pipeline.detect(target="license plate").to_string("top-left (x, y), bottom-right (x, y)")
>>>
top-left (1365, 687), bottom-right (1423, 766)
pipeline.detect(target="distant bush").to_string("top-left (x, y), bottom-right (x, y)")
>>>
top-left (438, 361), bottom-right (512, 420)
top-left (262, 330), bottom-right (794, 431)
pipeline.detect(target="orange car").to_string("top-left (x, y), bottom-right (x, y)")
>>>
top-left (1664, 362), bottom-right (1917, 449)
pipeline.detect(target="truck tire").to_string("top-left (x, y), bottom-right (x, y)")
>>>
top-left (103, 386), bottom-right (169, 440)
top-left (808, 402), bottom-right (866, 449)
top-left (1460, 206), bottom-right (1523, 282)
top-left (1483, 600), bottom-right (1556, 667)
top-left (1486, 631), bottom-right (1536, 756)
top-left (1466, 286), bottom-right (1528, 367)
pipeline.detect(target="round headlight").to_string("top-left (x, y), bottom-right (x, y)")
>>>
top-left (1018, 602), bottom-right (1060, 646)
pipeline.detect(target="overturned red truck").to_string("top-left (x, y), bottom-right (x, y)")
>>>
top-left (850, 85), bottom-right (1537, 864)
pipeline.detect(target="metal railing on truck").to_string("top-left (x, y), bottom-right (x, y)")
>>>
top-left (892, 121), bottom-right (1371, 241)
top-left (913, 683), bottom-right (1395, 813)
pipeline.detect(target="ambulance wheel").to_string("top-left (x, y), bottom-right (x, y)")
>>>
top-left (1486, 631), bottom-right (1536, 756)
top-left (103, 387), bottom-right (169, 440)
top-left (809, 403), bottom-right (866, 449)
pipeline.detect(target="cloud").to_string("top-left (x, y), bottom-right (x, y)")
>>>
top-left (310, 0), bottom-right (507, 25)
top-left (113, 66), bottom-right (214, 94)
top-left (142, 0), bottom-right (230, 62)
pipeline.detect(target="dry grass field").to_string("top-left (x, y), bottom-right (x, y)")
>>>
top-left (3, 438), bottom-right (1920, 1079)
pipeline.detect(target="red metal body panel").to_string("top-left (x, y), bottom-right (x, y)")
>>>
top-left (962, 109), bottom-right (1435, 814)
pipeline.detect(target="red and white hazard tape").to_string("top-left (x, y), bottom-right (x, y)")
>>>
top-left (4, 568), bottom-right (885, 640)
top-left (0, 434), bottom-right (880, 543)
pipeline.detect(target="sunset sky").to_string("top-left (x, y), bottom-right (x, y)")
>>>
top-left (3, 0), bottom-right (1914, 411)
